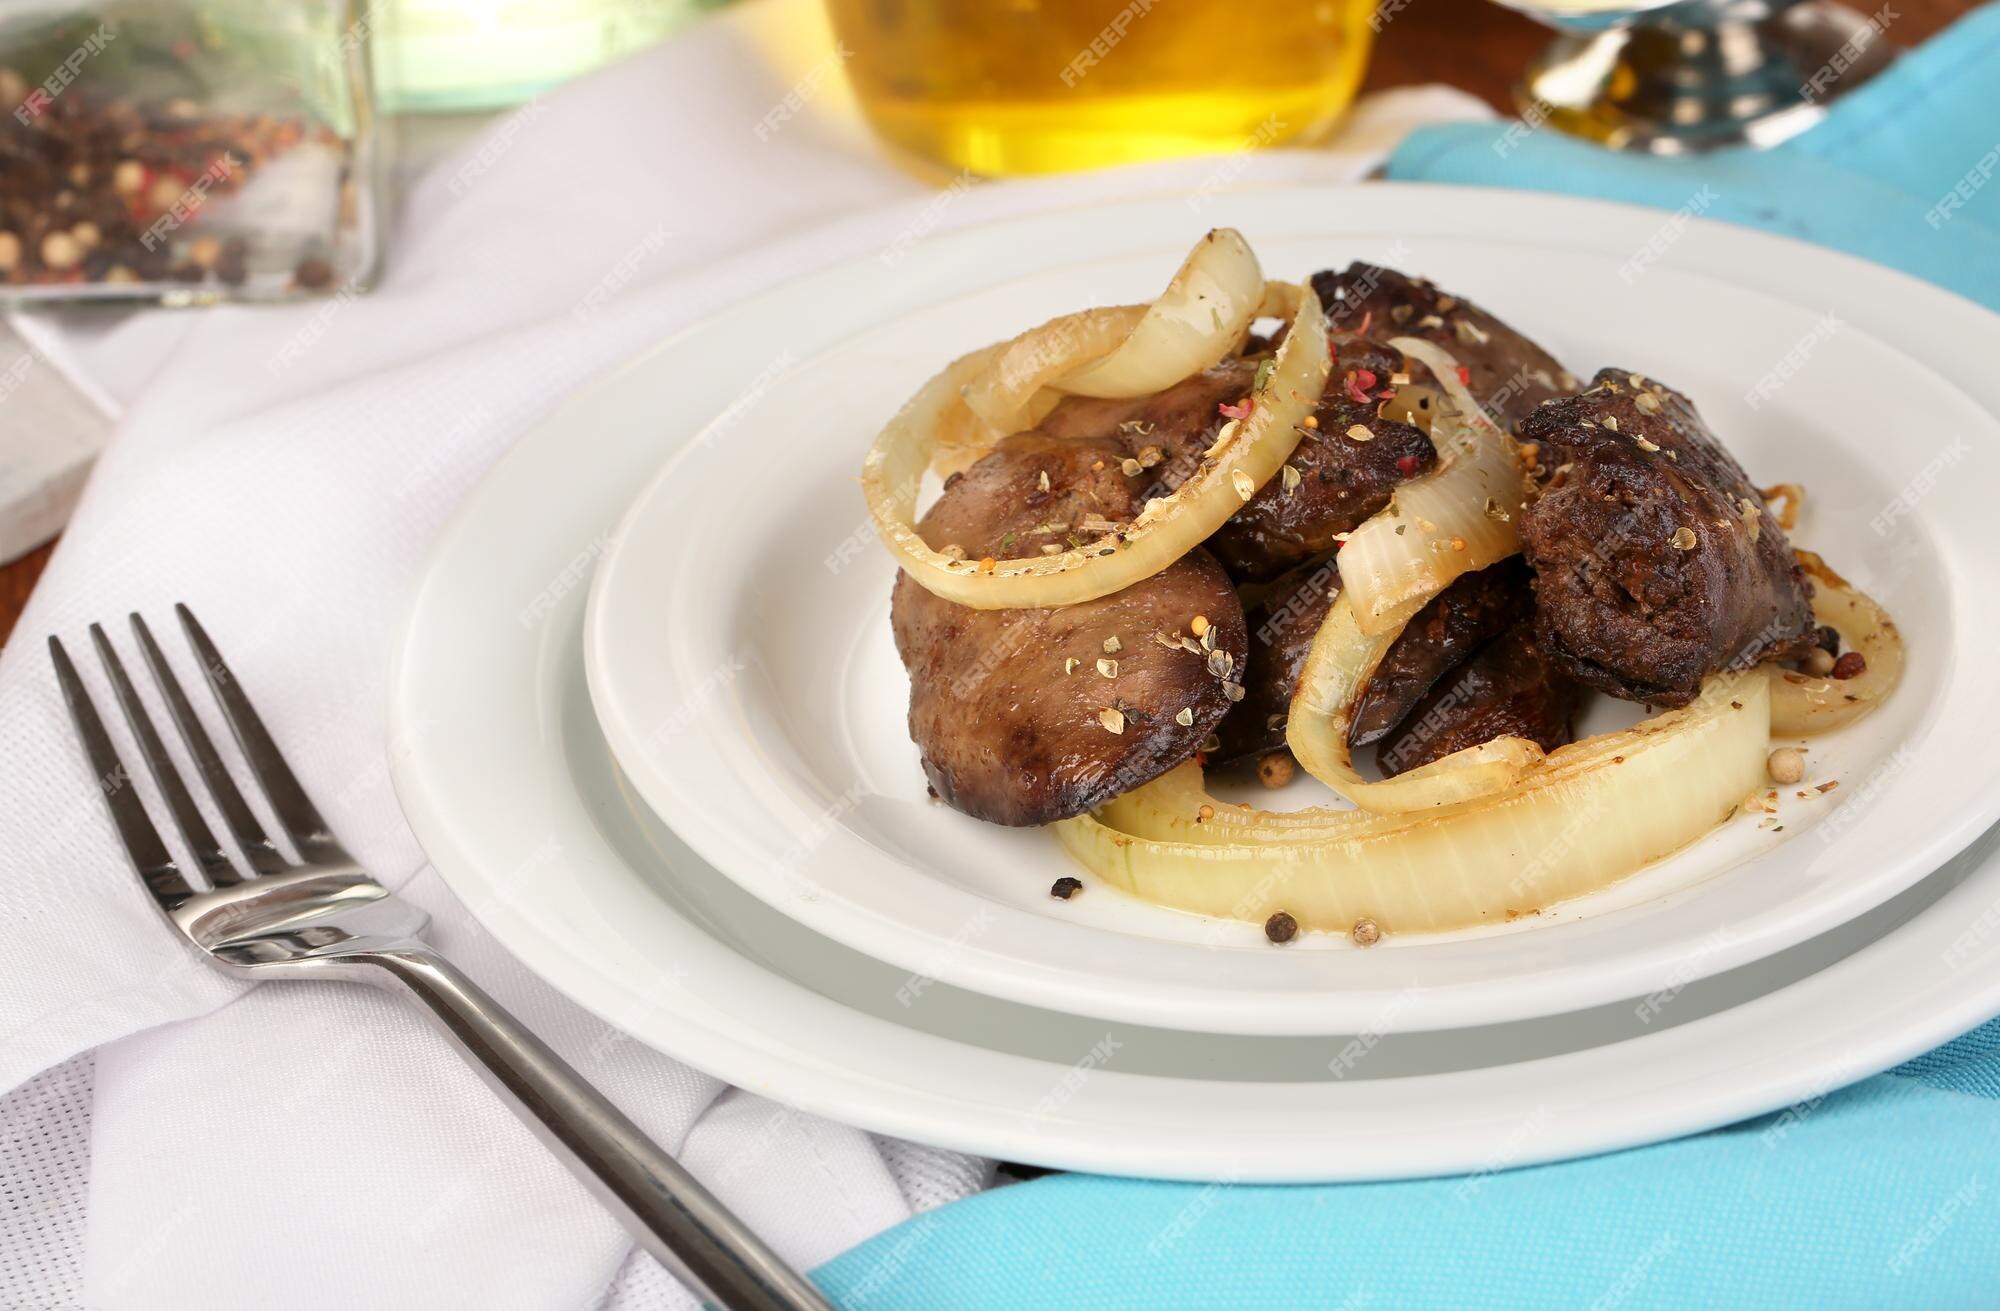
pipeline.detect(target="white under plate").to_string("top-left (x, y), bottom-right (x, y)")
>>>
top-left (392, 185), bottom-right (2000, 1182)
top-left (582, 184), bottom-right (2000, 1035)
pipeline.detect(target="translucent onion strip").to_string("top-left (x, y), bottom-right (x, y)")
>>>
top-left (1336, 337), bottom-right (1530, 636)
top-left (1057, 672), bottom-right (1770, 934)
top-left (1286, 586), bottom-right (1545, 812)
top-left (899, 341), bottom-right (1011, 478)
top-left (864, 263), bottom-right (1331, 611)
top-left (1054, 228), bottom-right (1267, 400)
top-left (1770, 551), bottom-right (1904, 736)
top-left (959, 305), bottom-right (1149, 440)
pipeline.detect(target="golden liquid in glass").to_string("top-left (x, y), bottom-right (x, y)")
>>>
top-left (826, 0), bottom-right (1377, 175)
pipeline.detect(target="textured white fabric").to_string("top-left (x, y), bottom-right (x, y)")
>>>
top-left (0, 0), bottom-right (1489, 1304)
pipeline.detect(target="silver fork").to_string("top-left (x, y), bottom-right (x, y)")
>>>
top-left (50, 605), bottom-right (834, 1311)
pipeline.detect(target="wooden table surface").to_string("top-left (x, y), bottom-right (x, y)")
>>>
top-left (0, 0), bottom-right (1960, 648)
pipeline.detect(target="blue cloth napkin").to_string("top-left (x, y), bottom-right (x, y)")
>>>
top-left (1384, 3), bottom-right (2000, 313)
top-left (810, 12), bottom-right (2000, 1307)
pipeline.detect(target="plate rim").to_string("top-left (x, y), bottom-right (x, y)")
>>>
top-left (581, 181), bottom-right (2000, 1035)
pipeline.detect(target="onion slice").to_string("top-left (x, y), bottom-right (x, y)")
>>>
top-left (1286, 585), bottom-right (1545, 812)
top-left (1336, 337), bottom-right (1530, 636)
top-left (864, 261), bottom-right (1331, 611)
top-left (1280, 336), bottom-right (1536, 812)
top-left (959, 305), bottom-right (1148, 440)
top-left (1770, 551), bottom-right (1904, 735)
top-left (1054, 229), bottom-right (1267, 400)
top-left (1058, 672), bottom-right (1770, 934)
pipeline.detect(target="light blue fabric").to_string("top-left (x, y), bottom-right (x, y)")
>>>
top-left (808, 13), bottom-right (2000, 1307)
top-left (1382, 3), bottom-right (2000, 313)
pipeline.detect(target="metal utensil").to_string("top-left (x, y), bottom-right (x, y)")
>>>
top-left (1492, 0), bottom-right (1897, 153)
top-left (50, 604), bottom-right (834, 1311)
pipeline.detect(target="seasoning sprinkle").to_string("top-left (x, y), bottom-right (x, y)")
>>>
top-left (1175, 707), bottom-right (1195, 727)
top-left (1098, 707), bottom-right (1125, 735)
top-left (1281, 464), bottom-right (1302, 493)
top-left (1603, 416), bottom-right (1619, 432)
top-left (1064, 657), bottom-right (1079, 674)
top-left (1206, 649), bottom-right (1234, 678)
top-left (1120, 457), bottom-right (1142, 476)
top-left (1671, 526), bottom-right (1697, 550)
top-left (1096, 658), bottom-right (1119, 678)
top-left (1231, 469), bottom-right (1256, 501)
top-left (1103, 636), bottom-right (1122, 654)
top-left (1038, 470), bottom-right (1051, 492)
top-left (1739, 497), bottom-right (1763, 542)
top-left (1635, 437), bottom-right (1660, 453)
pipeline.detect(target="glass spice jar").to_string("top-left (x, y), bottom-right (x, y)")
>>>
top-left (0, 0), bottom-right (384, 307)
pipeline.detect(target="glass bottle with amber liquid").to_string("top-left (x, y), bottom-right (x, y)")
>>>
top-left (825, 0), bottom-right (1377, 175)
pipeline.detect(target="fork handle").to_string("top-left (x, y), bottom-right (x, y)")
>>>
top-left (355, 945), bottom-right (836, 1311)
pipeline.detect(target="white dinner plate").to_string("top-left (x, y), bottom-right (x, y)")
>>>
top-left (387, 185), bottom-right (2000, 1172)
top-left (582, 184), bottom-right (2000, 1034)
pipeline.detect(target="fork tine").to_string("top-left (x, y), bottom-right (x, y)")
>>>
top-left (93, 624), bottom-right (247, 888)
top-left (49, 635), bottom-right (195, 908)
top-left (130, 614), bottom-right (287, 877)
top-left (175, 604), bottom-right (350, 866)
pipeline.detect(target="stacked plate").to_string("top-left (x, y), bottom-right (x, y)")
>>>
top-left (392, 185), bottom-right (2000, 1182)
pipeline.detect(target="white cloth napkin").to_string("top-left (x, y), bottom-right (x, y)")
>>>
top-left (0, 0), bottom-right (1489, 1304)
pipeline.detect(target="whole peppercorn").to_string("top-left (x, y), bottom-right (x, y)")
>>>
top-left (1351, 917), bottom-right (1381, 947)
top-left (1256, 751), bottom-right (1296, 789)
top-left (40, 230), bottom-right (83, 271)
top-left (1264, 911), bottom-right (1298, 944)
top-left (1050, 876), bottom-right (1083, 901)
